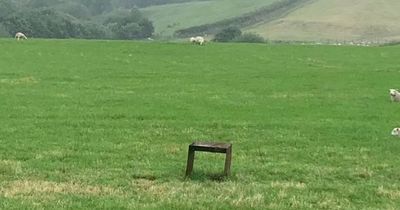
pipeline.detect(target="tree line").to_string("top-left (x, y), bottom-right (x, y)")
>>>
top-left (0, 0), bottom-right (179, 39)
top-left (174, 0), bottom-right (309, 38)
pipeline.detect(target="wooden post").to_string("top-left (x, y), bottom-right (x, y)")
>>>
top-left (224, 145), bottom-right (232, 176)
top-left (185, 142), bottom-right (232, 177)
top-left (185, 146), bottom-right (195, 176)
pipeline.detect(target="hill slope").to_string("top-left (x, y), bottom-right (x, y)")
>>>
top-left (143, 0), bottom-right (400, 42)
top-left (247, 0), bottom-right (400, 42)
top-left (141, 0), bottom-right (278, 37)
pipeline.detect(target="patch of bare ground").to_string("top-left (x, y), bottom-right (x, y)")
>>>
top-left (0, 180), bottom-right (123, 198)
top-left (0, 76), bottom-right (39, 85)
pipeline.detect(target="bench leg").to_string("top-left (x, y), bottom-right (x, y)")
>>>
top-left (224, 147), bottom-right (232, 176)
top-left (185, 148), bottom-right (195, 177)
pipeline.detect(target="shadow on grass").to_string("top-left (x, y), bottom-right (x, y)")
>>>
top-left (184, 171), bottom-right (233, 182)
top-left (131, 173), bottom-right (157, 181)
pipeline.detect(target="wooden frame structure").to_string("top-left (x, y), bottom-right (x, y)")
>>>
top-left (185, 142), bottom-right (232, 177)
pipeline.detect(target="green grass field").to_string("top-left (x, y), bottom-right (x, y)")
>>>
top-left (1, 39), bottom-right (400, 209)
top-left (141, 0), bottom-right (278, 37)
top-left (246, 0), bottom-right (400, 42)
top-left (141, 0), bottom-right (400, 42)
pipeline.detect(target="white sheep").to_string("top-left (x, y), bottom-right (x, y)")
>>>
top-left (391, 128), bottom-right (400, 136)
top-left (389, 89), bottom-right (400, 102)
top-left (190, 37), bottom-right (198, 44)
top-left (195, 36), bottom-right (205, 45)
top-left (190, 36), bottom-right (205, 45)
top-left (15, 32), bottom-right (28, 41)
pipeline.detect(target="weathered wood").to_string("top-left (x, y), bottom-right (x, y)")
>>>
top-left (189, 142), bottom-right (231, 153)
top-left (185, 142), bottom-right (232, 177)
top-left (185, 147), bottom-right (195, 176)
top-left (224, 146), bottom-right (232, 176)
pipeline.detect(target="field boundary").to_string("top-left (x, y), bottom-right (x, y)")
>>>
top-left (174, 0), bottom-right (315, 37)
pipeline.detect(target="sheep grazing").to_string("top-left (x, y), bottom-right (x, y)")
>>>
top-left (391, 128), bottom-right (400, 137)
top-left (190, 36), bottom-right (205, 45)
top-left (389, 89), bottom-right (400, 102)
top-left (15, 32), bottom-right (28, 41)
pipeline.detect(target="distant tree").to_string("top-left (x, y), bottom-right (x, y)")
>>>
top-left (137, 18), bottom-right (154, 38)
top-left (0, 0), bottom-right (16, 21)
top-left (105, 9), bottom-right (154, 39)
top-left (80, 22), bottom-right (108, 39)
top-left (0, 23), bottom-right (10, 37)
top-left (26, 9), bottom-right (79, 38)
top-left (213, 27), bottom-right (242, 42)
top-left (2, 8), bottom-right (107, 39)
top-left (2, 14), bottom-right (32, 36)
top-left (56, 2), bottom-right (91, 19)
top-left (81, 0), bottom-right (113, 15)
top-left (0, 0), bottom-right (154, 39)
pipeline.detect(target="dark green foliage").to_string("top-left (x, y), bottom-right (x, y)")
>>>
top-left (0, 23), bottom-right (9, 37)
top-left (1, 8), bottom-right (107, 39)
top-left (104, 9), bottom-right (154, 39)
top-left (234, 32), bottom-right (265, 43)
top-left (0, 1), bottom-right (16, 21)
top-left (55, 2), bottom-right (91, 20)
top-left (81, 0), bottom-right (113, 15)
top-left (81, 23), bottom-right (108, 39)
top-left (213, 27), bottom-right (242, 42)
top-left (1, 15), bottom-right (32, 36)
top-left (0, 0), bottom-right (155, 39)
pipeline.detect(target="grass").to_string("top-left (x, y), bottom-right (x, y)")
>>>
top-left (1, 39), bottom-right (400, 209)
top-left (247, 0), bottom-right (400, 42)
top-left (141, 0), bottom-right (400, 42)
top-left (141, 0), bottom-right (278, 37)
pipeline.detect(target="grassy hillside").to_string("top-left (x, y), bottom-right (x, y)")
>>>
top-left (141, 0), bottom-right (278, 37)
top-left (142, 0), bottom-right (400, 43)
top-left (247, 0), bottom-right (400, 42)
top-left (1, 39), bottom-right (400, 209)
